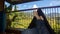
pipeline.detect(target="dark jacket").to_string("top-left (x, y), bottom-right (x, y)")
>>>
top-left (28, 8), bottom-right (56, 34)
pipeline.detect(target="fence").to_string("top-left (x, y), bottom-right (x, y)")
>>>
top-left (41, 6), bottom-right (60, 34)
top-left (6, 6), bottom-right (60, 34)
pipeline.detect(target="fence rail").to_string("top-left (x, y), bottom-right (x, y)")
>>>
top-left (6, 6), bottom-right (60, 13)
top-left (42, 6), bottom-right (60, 34)
top-left (6, 6), bottom-right (60, 34)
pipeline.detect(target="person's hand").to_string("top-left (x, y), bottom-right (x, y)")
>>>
top-left (39, 16), bottom-right (44, 20)
top-left (33, 9), bottom-right (44, 20)
top-left (33, 9), bottom-right (38, 17)
top-left (33, 9), bottom-right (40, 20)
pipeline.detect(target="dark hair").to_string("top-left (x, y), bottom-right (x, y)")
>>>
top-left (28, 8), bottom-right (45, 28)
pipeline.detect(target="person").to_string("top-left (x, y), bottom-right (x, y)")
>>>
top-left (33, 9), bottom-right (44, 20)
top-left (28, 8), bottom-right (55, 34)
top-left (22, 8), bottom-right (55, 34)
top-left (33, 9), bottom-right (50, 34)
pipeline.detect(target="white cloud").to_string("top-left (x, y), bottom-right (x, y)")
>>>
top-left (50, 1), bottom-right (60, 6)
top-left (33, 4), bottom-right (38, 8)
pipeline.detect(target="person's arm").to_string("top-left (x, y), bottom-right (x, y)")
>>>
top-left (33, 9), bottom-right (40, 20)
top-left (39, 16), bottom-right (44, 20)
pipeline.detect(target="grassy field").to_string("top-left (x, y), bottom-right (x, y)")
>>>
top-left (6, 12), bottom-right (60, 34)
top-left (11, 18), bottom-right (33, 29)
top-left (7, 12), bottom-right (33, 29)
top-left (47, 18), bottom-right (60, 34)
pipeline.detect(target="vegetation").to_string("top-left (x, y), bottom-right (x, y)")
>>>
top-left (5, 4), bottom-right (33, 29)
top-left (47, 17), bottom-right (60, 34)
top-left (9, 12), bottom-right (33, 29)
top-left (5, 4), bottom-right (60, 34)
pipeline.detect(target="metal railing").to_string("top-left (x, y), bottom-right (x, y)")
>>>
top-left (6, 6), bottom-right (60, 34)
top-left (41, 6), bottom-right (60, 34)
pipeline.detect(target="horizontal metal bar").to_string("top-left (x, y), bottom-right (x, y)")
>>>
top-left (18, 6), bottom-right (60, 11)
top-left (6, 6), bottom-right (60, 13)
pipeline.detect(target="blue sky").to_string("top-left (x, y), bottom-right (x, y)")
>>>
top-left (5, 0), bottom-right (60, 10)
top-left (5, 0), bottom-right (60, 14)
top-left (15, 0), bottom-right (60, 10)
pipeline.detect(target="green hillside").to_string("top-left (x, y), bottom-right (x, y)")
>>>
top-left (7, 12), bottom-right (33, 29)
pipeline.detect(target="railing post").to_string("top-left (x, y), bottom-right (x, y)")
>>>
top-left (0, 0), bottom-right (6, 34)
